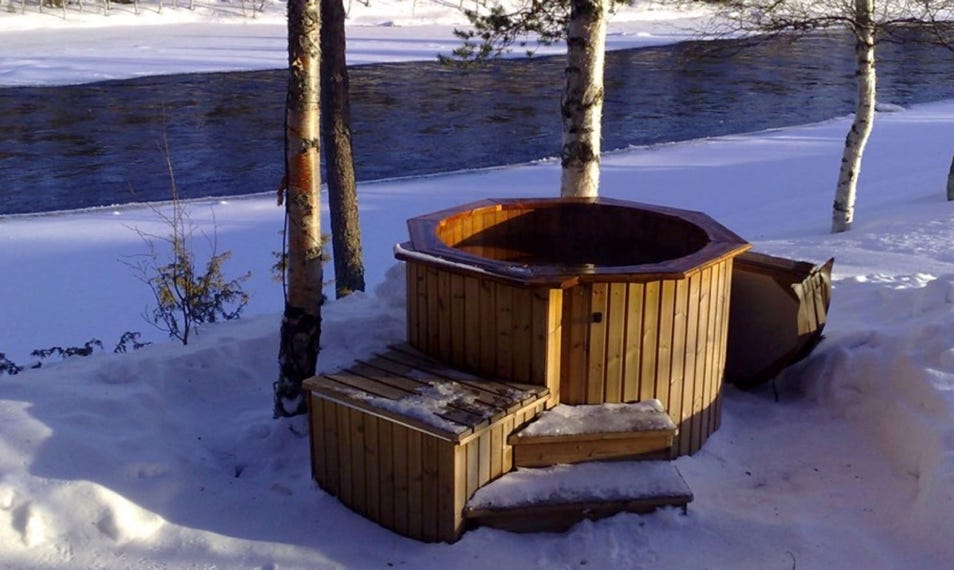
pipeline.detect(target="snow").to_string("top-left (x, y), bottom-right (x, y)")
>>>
top-left (517, 401), bottom-right (676, 438)
top-left (468, 460), bottom-right (691, 509)
top-left (2, 1), bottom-right (954, 568)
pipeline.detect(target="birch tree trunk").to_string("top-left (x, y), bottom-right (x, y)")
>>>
top-left (560, 0), bottom-right (608, 198)
top-left (832, 0), bottom-right (876, 233)
top-left (321, 0), bottom-right (366, 298)
top-left (274, 0), bottom-right (324, 418)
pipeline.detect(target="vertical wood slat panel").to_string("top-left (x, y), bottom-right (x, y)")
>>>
top-left (622, 282), bottom-right (645, 402)
top-left (586, 283), bottom-right (608, 404)
top-left (655, 280), bottom-right (676, 409)
top-left (495, 282), bottom-right (514, 380)
top-left (463, 276), bottom-right (482, 372)
top-left (437, 441), bottom-right (462, 543)
top-left (377, 420), bottom-right (395, 531)
top-left (692, 266), bottom-right (713, 455)
top-left (421, 435), bottom-right (439, 542)
top-left (337, 404), bottom-right (354, 508)
top-left (416, 263), bottom-right (429, 352)
top-left (450, 274), bottom-right (466, 365)
top-left (478, 279), bottom-right (496, 377)
top-left (679, 272), bottom-right (701, 457)
top-left (478, 431), bottom-right (492, 487)
top-left (322, 399), bottom-right (341, 496)
top-left (668, 280), bottom-right (688, 459)
top-left (639, 281), bottom-right (660, 402)
top-left (466, 438), bottom-right (480, 499)
top-left (702, 263), bottom-right (720, 439)
top-left (561, 284), bottom-right (589, 405)
top-left (603, 283), bottom-right (627, 403)
top-left (405, 263), bottom-right (418, 350)
top-left (715, 260), bottom-right (734, 431)
top-left (407, 430), bottom-right (424, 539)
top-left (350, 409), bottom-right (367, 517)
top-left (490, 422), bottom-right (504, 479)
top-left (511, 288), bottom-right (534, 383)
top-left (392, 424), bottom-right (409, 537)
top-left (501, 414), bottom-right (516, 472)
top-left (710, 260), bottom-right (728, 436)
top-left (546, 289), bottom-right (564, 405)
top-left (530, 288), bottom-right (549, 388)
top-left (426, 267), bottom-right (441, 359)
top-left (364, 415), bottom-right (380, 523)
top-left (437, 270), bottom-right (452, 362)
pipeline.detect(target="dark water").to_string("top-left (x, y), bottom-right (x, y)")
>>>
top-left (1, 31), bottom-right (953, 215)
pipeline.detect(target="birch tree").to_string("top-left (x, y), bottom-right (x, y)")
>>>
top-left (274, 0), bottom-right (323, 418)
top-left (450, 0), bottom-right (612, 198)
top-left (715, 0), bottom-right (954, 232)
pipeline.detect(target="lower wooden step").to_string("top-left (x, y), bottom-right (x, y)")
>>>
top-left (464, 460), bottom-right (692, 533)
top-left (509, 400), bottom-right (677, 467)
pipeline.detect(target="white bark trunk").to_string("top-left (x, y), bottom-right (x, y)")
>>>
top-left (560, 0), bottom-right (608, 198)
top-left (832, 0), bottom-right (876, 233)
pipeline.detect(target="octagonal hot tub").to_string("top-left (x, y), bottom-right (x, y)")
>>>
top-left (395, 197), bottom-right (750, 456)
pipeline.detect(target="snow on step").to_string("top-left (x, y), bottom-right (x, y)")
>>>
top-left (509, 400), bottom-right (677, 467)
top-left (464, 460), bottom-right (693, 533)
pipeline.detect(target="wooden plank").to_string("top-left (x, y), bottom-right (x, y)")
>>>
top-left (364, 415), bottom-right (381, 523)
top-left (378, 346), bottom-right (549, 406)
top-left (512, 435), bottom-right (674, 468)
top-left (478, 431), bottom-right (492, 487)
top-left (490, 421), bottom-right (504, 479)
top-left (715, 260), bottom-right (733, 432)
top-left (437, 269), bottom-right (452, 361)
top-left (495, 282), bottom-right (514, 380)
top-left (348, 361), bottom-right (426, 394)
top-left (437, 440), bottom-right (463, 543)
top-left (511, 288), bottom-right (534, 383)
top-left (501, 414), bottom-right (516, 473)
top-left (426, 266), bottom-right (441, 358)
top-left (466, 438), bottom-right (480, 499)
top-left (668, 280), bottom-right (688, 459)
top-left (655, 280), bottom-right (676, 408)
top-left (622, 282), bottom-right (645, 402)
top-left (639, 280), bottom-right (660, 402)
top-left (561, 284), bottom-right (589, 405)
top-left (415, 262), bottom-right (429, 351)
top-left (337, 402), bottom-right (354, 508)
top-left (406, 262), bottom-right (419, 350)
top-left (322, 399), bottom-right (341, 496)
top-left (407, 430), bottom-right (424, 539)
top-left (692, 266), bottom-right (713, 455)
top-left (464, 276), bottom-right (482, 372)
top-left (546, 289), bottom-right (563, 405)
top-left (530, 288), bottom-right (550, 388)
top-left (323, 371), bottom-right (410, 401)
top-left (421, 435), bottom-right (440, 542)
top-left (603, 283), bottom-right (627, 403)
top-left (706, 261), bottom-right (726, 438)
top-left (392, 425), bottom-right (410, 536)
top-left (450, 273), bottom-right (467, 365)
top-left (350, 409), bottom-right (368, 516)
top-left (679, 272), bottom-right (701, 457)
top-left (478, 278), bottom-right (497, 376)
top-left (377, 420), bottom-right (395, 531)
top-left (586, 283), bottom-right (608, 404)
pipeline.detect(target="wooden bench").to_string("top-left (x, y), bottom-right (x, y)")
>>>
top-left (303, 344), bottom-right (550, 543)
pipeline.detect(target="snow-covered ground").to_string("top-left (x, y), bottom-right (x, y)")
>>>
top-left (3, 2), bottom-right (954, 568)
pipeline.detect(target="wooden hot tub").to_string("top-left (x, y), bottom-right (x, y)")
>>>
top-left (395, 197), bottom-right (750, 456)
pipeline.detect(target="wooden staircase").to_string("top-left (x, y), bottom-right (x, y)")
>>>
top-left (463, 400), bottom-right (693, 533)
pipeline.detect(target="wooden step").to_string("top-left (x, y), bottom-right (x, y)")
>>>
top-left (464, 460), bottom-right (692, 533)
top-left (508, 400), bottom-right (677, 468)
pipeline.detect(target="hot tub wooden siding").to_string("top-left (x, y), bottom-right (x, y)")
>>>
top-left (405, 256), bottom-right (734, 456)
top-left (405, 262), bottom-right (563, 406)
